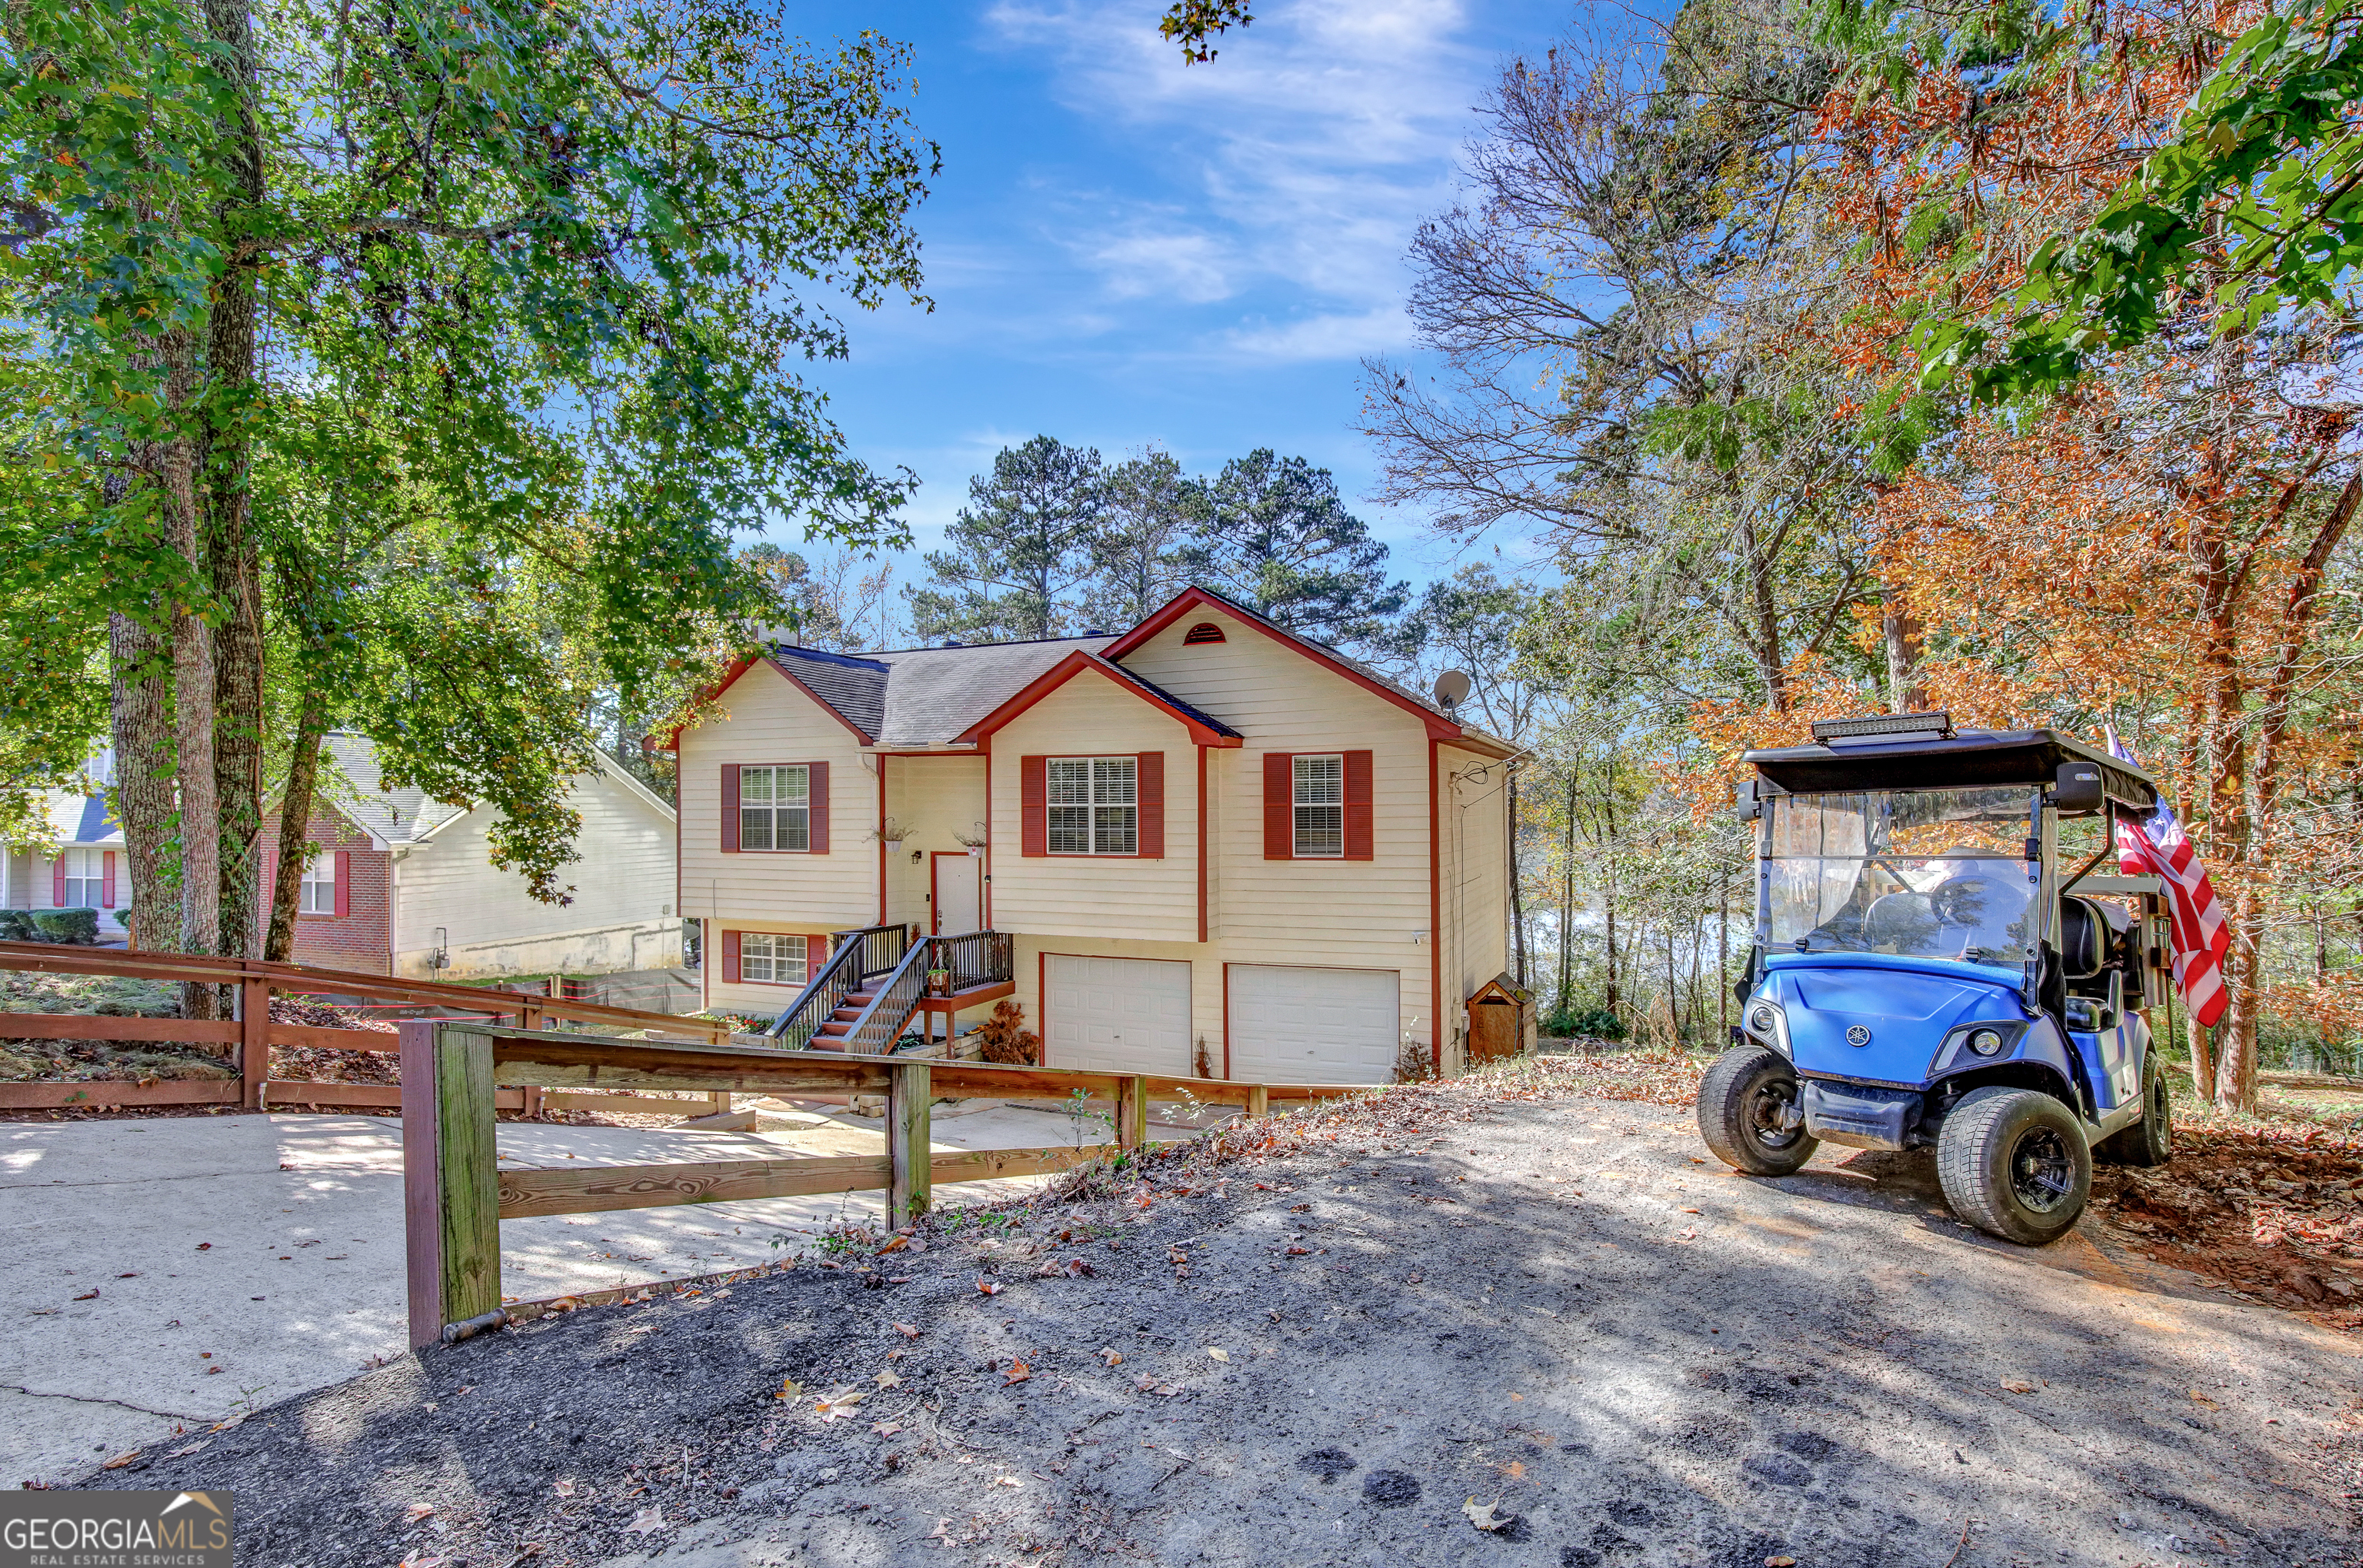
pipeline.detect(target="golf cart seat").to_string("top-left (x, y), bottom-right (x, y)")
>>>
top-left (1863, 891), bottom-right (1938, 951)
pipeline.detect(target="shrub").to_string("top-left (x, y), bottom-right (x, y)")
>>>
top-left (1541, 1004), bottom-right (1627, 1041)
top-left (30, 908), bottom-right (100, 945)
top-left (976, 999), bottom-right (1039, 1066)
top-left (0, 910), bottom-right (32, 941)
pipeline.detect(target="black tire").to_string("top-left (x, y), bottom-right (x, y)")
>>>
top-left (1698, 1045), bottom-right (1818, 1176)
top-left (2095, 1054), bottom-right (2172, 1167)
top-left (1936, 1087), bottom-right (2092, 1245)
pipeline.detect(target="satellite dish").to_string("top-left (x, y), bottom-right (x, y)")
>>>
top-left (1434, 670), bottom-right (1472, 709)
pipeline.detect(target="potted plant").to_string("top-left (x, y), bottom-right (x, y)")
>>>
top-left (927, 966), bottom-right (952, 997)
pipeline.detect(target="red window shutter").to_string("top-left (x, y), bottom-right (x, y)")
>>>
top-left (721, 764), bottom-right (742, 853)
top-left (101, 852), bottom-right (116, 909)
top-left (722, 929), bottom-right (742, 984)
top-left (1136, 751), bottom-right (1164, 858)
top-left (334, 850), bottom-right (351, 917)
top-left (806, 934), bottom-right (828, 975)
top-left (1021, 756), bottom-right (1048, 857)
top-left (52, 856), bottom-right (66, 906)
top-left (1263, 753), bottom-right (1291, 860)
top-left (807, 761), bottom-right (829, 854)
top-left (1344, 750), bottom-right (1374, 861)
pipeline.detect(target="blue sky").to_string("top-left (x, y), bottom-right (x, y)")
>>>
top-left (779, 0), bottom-right (1573, 609)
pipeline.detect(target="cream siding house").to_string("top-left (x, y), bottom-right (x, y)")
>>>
top-left (670, 587), bottom-right (1519, 1083)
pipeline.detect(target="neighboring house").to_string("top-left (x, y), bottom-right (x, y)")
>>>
top-left (663, 585), bottom-right (1518, 1084)
top-left (2, 737), bottom-right (683, 979)
top-left (1, 788), bottom-right (126, 933)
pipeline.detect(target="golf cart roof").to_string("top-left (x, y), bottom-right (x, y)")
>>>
top-left (1745, 724), bottom-right (2158, 811)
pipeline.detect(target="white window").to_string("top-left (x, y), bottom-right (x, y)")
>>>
top-left (740, 765), bottom-right (811, 852)
top-left (741, 932), bottom-right (807, 986)
top-left (1293, 754), bottom-right (1344, 857)
top-left (1047, 757), bottom-right (1137, 854)
top-left (299, 853), bottom-right (337, 914)
top-left (59, 847), bottom-right (104, 907)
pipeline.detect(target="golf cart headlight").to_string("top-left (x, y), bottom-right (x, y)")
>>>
top-left (1748, 1003), bottom-right (1779, 1035)
top-left (1967, 1027), bottom-right (2005, 1057)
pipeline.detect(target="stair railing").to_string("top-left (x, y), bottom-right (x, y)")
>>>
top-left (931, 929), bottom-right (1012, 991)
top-left (836, 937), bottom-right (936, 1056)
top-left (767, 940), bottom-right (868, 1050)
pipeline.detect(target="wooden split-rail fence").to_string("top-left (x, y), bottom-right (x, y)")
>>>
top-left (402, 1018), bottom-right (1360, 1348)
top-left (0, 939), bottom-right (747, 1115)
top-left (0, 941), bottom-right (1365, 1345)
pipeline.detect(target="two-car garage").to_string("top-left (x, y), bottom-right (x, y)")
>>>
top-left (1040, 954), bottom-right (1399, 1086)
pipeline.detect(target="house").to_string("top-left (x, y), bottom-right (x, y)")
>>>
top-left (4, 737), bottom-right (684, 980)
top-left (663, 585), bottom-right (1519, 1084)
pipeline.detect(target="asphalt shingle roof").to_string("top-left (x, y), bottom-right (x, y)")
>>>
top-left (320, 734), bottom-right (469, 844)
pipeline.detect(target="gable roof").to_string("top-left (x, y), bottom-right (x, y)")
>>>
top-left (1103, 585), bottom-right (1519, 757)
top-left (954, 650), bottom-right (1245, 746)
top-left (320, 734), bottom-right (473, 845)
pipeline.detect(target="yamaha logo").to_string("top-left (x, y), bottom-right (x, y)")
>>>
top-left (1845, 1025), bottom-right (1872, 1047)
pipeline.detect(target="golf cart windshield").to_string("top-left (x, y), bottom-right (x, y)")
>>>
top-left (1762, 787), bottom-right (2038, 969)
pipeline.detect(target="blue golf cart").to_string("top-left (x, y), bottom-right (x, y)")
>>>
top-left (1701, 714), bottom-right (2176, 1244)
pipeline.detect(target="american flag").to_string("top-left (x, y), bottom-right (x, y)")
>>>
top-left (2105, 731), bottom-right (2230, 1027)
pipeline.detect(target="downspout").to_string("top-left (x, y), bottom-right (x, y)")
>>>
top-left (1429, 737), bottom-right (1443, 1078)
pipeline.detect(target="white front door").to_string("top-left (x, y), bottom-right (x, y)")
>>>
top-left (1228, 964), bottom-right (1400, 1085)
top-left (1044, 955), bottom-right (1192, 1077)
top-left (932, 852), bottom-right (982, 935)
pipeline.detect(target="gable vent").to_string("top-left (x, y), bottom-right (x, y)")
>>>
top-left (1183, 622), bottom-right (1226, 644)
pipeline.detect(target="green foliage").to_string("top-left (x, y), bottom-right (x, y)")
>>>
top-left (1200, 449), bottom-right (1405, 646)
top-left (1542, 1004), bottom-right (1629, 1040)
top-left (911, 437), bottom-right (1105, 643)
top-left (30, 908), bottom-right (101, 944)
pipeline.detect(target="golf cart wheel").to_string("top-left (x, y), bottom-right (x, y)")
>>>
top-left (2095, 1054), bottom-right (2172, 1167)
top-left (1937, 1087), bottom-right (2092, 1246)
top-left (1698, 1045), bottom-right (1818, 1176)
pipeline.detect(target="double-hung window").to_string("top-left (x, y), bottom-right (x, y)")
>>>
top-left (1047, 757), bottom-right (1138, 855)
top-left (59, 848), bottom-right (104, 907)
top-left (739, 932), bottom-right (807, 987)
top-left (740, 764), bottom-right (811, 852)
top-left (1292, 754), bottom-right (1345, 857)
top-left (299, 853), bottom-right (337, 914)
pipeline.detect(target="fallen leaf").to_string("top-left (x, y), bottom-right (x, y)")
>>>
top-left (1674, 1227), bottom-right (1698, 1243)
top-left (1004, 1359), bottom-right (1032, 1386)
top-left (876, 1234), bottom-right (909, 1254)
top-left (2189, 1389), bottom-right (2220, 1409)
top-left (992, 1475), bottom-right (1022, 1487)
top-left (405, 1503), bottom-right (435, 1523)
top-left (552, 1479), bottom-right (575, 1497)
top-left (875, 1369), bottom-right (904, 1388)
top-left (1679, 1207), bottom-right (1701, 1214)
top-left (1766, 1557), bottom-right (1798, 1567)
top-left (815, 1387), bottom-right (865, 1420)
top-left (894, 1322), bottom-right (921, 1338)
top-left (162, 1442), bottom-right (208, 1460)
top-left (622, 1506), bottom-right (668, 1536)
top-left (1285, 1245), bottom-right (1311, 1257)
top-left (977, 1279), bottom-right (1002, 1297)
top-left (72, 1290), bottom-right (98, 1302)
top-left (2001, 1380), bottom-right (2038, 1394)
top-left (1463, 1497), bottom-right (1511, 1531)
top-left (872, 1420), bottom-right (903, 1438)
top-left (100, 1450), bottom-right (142, 1470)
top-left (1097, 1347), bottom-right (1122, 1367)
top-left (1205, 1347), bottom-right (1229, 1363)
top-left (775, 1377), bottom-right (803, 1400)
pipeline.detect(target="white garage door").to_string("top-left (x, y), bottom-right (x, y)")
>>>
top-left (1228, 965), bottom-right (1400, 1085)
top-left (1043, 956), bottom-right (1194, 1077)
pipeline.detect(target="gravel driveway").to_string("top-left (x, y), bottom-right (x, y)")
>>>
top-left (82, 1067), bottom-right (2363, 1567)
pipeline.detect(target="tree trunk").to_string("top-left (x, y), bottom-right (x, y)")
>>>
top-left (1601, 771), bottom-right (1621, 1017)
top-left (2213, 894), bottom-right (2263, 1111)
top-left (1560, 773), bottom-right (1576, 1013)
top-left (202, 0), bottom-right (266, 961)
top-left (265, 690), bottom-right (329, 964)
top-left (1508, 772), bottom-right (1527, 989)
top-left (1740, 518), bottom-right (1788, 712)
top-left (1881, 589), bottom-right (1925, 712)
top-left (107, 601), bottom-right (175, 949)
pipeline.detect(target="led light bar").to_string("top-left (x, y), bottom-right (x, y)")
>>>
top-left (1809, 711), bottom-right (1955, 745)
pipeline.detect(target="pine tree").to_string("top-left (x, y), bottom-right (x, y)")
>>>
top-left (1200, 449), bottom-right (1407, 646)
top-left (1080, 448), bottom-right (1209, 630)
top-left (908, 437), bottom-right (1105, 642)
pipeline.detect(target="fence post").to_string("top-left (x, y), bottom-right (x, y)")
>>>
top-left (888, 1058), bottom-right (932, 1228)
top-left (1245, 1084), bottom-right (1268, 1120)
top-left (238, 977), bottom-right (270, 1111)
top-left (402, 1020), bottom-right (500, 1348)
top-left (1118, 1074), bottom-right (1148, 1150)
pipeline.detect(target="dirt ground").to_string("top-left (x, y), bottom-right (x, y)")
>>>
top-left (79, 1059), bottom-right (2362, 1568)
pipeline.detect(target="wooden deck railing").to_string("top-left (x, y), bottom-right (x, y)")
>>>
top-left (402, 1019), bottom-right (1362, 1347)
top-left (0, 940), bottom-right (746, 1113)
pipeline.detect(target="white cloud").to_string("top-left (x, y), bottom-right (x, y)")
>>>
top-left (982, 0), bottom-right (1481, 358)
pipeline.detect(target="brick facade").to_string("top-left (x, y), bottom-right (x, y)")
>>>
top-left (262, 808), bottom-right (393, 974)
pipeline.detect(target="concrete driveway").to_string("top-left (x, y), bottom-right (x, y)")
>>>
top-left (0, 1101), bottom-right (1169, 1486)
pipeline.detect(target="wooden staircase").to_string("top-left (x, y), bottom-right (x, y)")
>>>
top-left (770, 927), bottom-right (1015, 1055)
